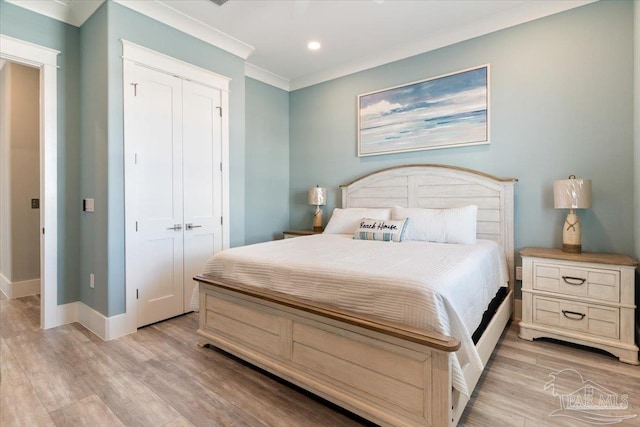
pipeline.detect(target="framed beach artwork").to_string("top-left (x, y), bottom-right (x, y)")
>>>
top-left (357, 65), bottom-right (489, 157)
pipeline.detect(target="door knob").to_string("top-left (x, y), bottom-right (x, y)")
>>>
top-left (167, 224), bottom-right (183, 231)
top-left (186, 223), bottom-right (202, 230)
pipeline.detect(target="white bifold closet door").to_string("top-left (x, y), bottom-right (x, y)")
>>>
top-left (182, 79), bottom-right (223, 313)
top-left (131, 65), bottom-right (222, 327)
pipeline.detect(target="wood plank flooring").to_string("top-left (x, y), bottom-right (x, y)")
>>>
top-left (1, 293), bottom-right (639, 426)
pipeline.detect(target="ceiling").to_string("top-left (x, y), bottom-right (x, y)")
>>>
top-left (7, 0), bottom-right (595, 90)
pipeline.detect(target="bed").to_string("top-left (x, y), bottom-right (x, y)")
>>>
top-left (195, 164), bottom-right (516, 426)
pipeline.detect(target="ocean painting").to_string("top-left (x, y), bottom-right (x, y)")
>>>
top-left (358, 65), bottom-right (489, 156)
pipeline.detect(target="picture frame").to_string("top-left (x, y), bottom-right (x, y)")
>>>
top-left (357, 65), bottom-right (489, 157)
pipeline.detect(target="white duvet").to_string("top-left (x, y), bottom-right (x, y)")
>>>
top-left (198, 233), bottom-right (509, 396)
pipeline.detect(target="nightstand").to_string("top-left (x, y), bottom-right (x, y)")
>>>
top-left (283, 229), bottom-right (322, 239)
top-left (519, 247), bottom-right (639, 364)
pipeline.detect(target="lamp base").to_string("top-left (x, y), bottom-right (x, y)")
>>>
top-left (561, 211), bottom-right (582, 254)
top-left (562, 243), bottom-right (582, 253)
top-left (312, 205), bottom-right (323, 233)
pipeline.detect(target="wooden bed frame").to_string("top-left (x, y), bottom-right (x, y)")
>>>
top-left (195, 165), bottom-right (517, 426)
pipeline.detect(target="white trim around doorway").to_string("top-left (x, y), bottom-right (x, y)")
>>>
top-left (0, 34), bottom-right (60, 329)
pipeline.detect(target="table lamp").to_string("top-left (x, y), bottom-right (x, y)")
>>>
top-left (553, 175), bottom-right (591, 253)
top-left (308, 185), bottom-right (327, 232)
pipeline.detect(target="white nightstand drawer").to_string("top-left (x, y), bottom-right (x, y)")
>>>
top-left (533, 262), bottom-right (619, 302)
top-left (532, 296), bottom-right (619, 340)
top-left (520, 247), bottom-right (638, 364)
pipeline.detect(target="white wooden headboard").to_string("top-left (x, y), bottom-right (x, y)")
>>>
top-left (340, 164), bottom-right (517, 289)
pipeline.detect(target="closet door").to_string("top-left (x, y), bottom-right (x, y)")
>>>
top-left (132, 65), bottom-right (184, 327)
top-left (123, 41), bottom-right (230, 334)
top-left (182, 81), bottom-right (223, 312)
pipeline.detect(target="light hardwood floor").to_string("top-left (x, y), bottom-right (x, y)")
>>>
top-left (1, 293), bottom-right (638, 426)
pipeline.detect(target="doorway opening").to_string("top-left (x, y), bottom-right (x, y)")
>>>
top-left (0, 60), bottom-right (41, 313)
top-left (0, 35), bottom-right (59, 329)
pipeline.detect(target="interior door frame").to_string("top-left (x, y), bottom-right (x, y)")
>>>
top-left (0, 34), bottom-right (59, 329)
top-left (122, 40), bottom-right (230, 334)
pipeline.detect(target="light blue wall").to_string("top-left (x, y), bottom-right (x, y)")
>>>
top-left (290, 0), bottom-right (635, 277)
top-left (0, 0), bottom-right (81, 304)
top-left (79, 2), bottom-right (109, 313)
top-left (1, 0), bottom-right (250, 317)
top-left (92, 1), bottom-right (247, 316)
top-left (245, 77), bottom-right (290, 244)
top-left (2, 0), bottom-right (636, 316)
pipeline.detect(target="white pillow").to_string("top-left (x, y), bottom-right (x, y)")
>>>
top-left (323, 208), bottom-right (391, 234)
top-left (392, 205), bottom-right (478, 244)
top-left (353, 218), bottom-right (407, 242)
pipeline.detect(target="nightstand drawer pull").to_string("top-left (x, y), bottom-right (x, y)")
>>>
top-left (562, 310), bottom-right (586, 320)
top-left (562, 275), bottom-right (586, 286)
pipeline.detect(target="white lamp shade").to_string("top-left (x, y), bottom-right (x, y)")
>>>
top-left (308, 186), bottom-right (327, 206)
top-left (553, 177), bottom-right (592, 209)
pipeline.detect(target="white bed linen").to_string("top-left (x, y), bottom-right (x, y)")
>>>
top-left (198, 234), bottom-right (508, 396)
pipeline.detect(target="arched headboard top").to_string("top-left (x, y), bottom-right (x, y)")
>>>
top-left (340, 164), bottom-right (517, 289)
top-left (340, 164), bottom-right (517, 188)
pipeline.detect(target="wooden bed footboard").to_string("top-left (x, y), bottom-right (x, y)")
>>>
top-left (196, 164), bottom-right (516, 426)
top-left (196, 276), bottom-right (487, 427)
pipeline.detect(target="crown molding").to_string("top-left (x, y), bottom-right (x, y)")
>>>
top-left (7, 0), bottom-right (255, 66)
top-left (6, 0), bottom-right (595, 92)
top-left (113, 0), bottom-right (254, 60)
top-left (245, 63), bottom-right (289, 91)
top-left (5, 0), bottom-right (104, 27)
top-left (289, 0), bottom-right (596, 91)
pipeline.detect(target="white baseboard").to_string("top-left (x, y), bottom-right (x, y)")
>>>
top-left (0, 274), bottom-right (40, 299)
top-left (40, 300), bottom-right (131, 341)
top-left (77, 303), bottom-right (131, 341)
top-left (0, 274), bottom-right (9, 298)
top-left (105, 313), bottom-right (130, 340)
top-left (514, 298), bottom-right (522, 322)
top-left (55, 301), bottom-right (79, 327)
top-left (0, 283), bottom-right (136, 341)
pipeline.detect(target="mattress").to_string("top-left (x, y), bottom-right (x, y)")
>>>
top-left (198, 233), bottom-right (509, 396)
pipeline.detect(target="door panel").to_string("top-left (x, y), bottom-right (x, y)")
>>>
top-left (136, 80), bottom-right (178, 219)
top-left (136, 234), bottom-right (183, 327)
top-left (182, 81), bottom-right (223, 311)
top-left (133, 65), bottom-right (184, 327)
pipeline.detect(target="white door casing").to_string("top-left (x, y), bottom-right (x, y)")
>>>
top-left (123, 41), bottom-right (229, 333)
top-left (0, 35), bottom-right (59, 329)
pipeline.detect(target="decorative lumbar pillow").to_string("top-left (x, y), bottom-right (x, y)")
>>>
top-left (392, 205), bottom-right (478, 244)
top-left (323, 208), bottom-right (391, 234)
top-left (353, 218), bottom-right (407, 242)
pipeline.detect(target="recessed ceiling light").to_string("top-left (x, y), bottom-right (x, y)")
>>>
top-left (307, 41), bottom-right (321, 51)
